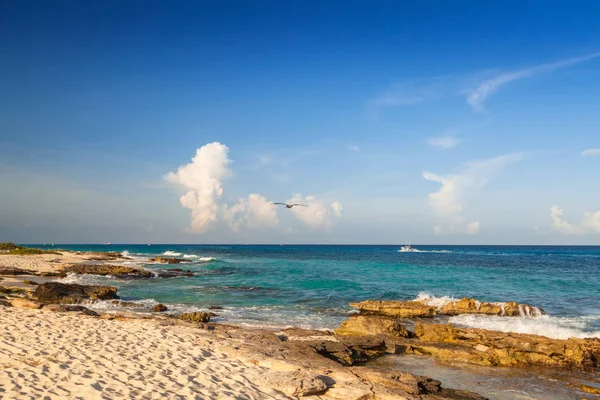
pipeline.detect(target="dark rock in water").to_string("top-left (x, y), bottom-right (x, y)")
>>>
top-left (155, 268), bottom-right (194, 278)
top-left (61, 264), bottom-right (153, 279)
top-left (153, 303), bottom-right (168, 312)
top-left (308, 336), bottom-right (386, 366)
top-left (178, 311), bottom-right (212, 323)
top-left (35, 282), bottom-right (119, 304)
top-left (150, 256), bottom-right (186, 264)
top-left (111, 300), bottom-right (139, 307)
top-left (208, 305), bottom-right (223, 310)
top-left (23, 279), bottom-right (38, 285)
top-left (44, 304), bottom-right (100, 316)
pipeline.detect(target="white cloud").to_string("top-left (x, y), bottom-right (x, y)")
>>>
top-left (427, 134), bottom-right (460, 149)
top-left (223, 194), bottom-right (278, 232)
top-left (287, 194), bottom-right (343, 229)
top-left (423, 153), bottom-right (523, 234)
top-left (550, 205), bottom-right (600, 234)
top-left (331, 201), bottom-right (344, 218)
top-left (467, 52), bottom-right (600, 111)
top-left (581, 148), bottom-right (600, 157)
top-left (165, 142), bottom-right (232, 233)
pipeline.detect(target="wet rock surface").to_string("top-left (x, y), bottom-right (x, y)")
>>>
top-left (60, 264), bottom-right (154, 278)
top-left (153, 303), bottom-right (168, 312)
top-left (150, 256), bottom-right (187, 264)
top-left (178, 311), bottom-right (213, 323)
top-left (34, 282), bottom-right (119, 304)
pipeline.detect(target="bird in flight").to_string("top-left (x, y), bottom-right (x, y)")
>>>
top-left (272, 203), bottom-right (308, 208)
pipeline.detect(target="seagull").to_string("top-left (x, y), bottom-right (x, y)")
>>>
top-left (272, 203), bottom-right (308, 209)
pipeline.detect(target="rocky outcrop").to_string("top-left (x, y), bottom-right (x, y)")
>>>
top-left (0, 266), bottom-right (31, 275)
top-left (43, 304), bottom-right (100, 316)
top-left (34, 282), bottom-right (119, 304)
top-left (350, 297), bottom-right (545, 318)
top-left (150, 257), bottom-right (186, 264)
top-left (335, 315), bottom-right (412, 338)
top-left (308, 336), bottom-right (387, 366)
top-left (153, 304), bottom-right (168, 312)
top-left (178, 311), bottom-right (212, 323)
top-left (154, 268), bottom-right (194, 278)
top-left (60, 264), bottom-right (154, 279)
top-left (10, 298), bottom-right (43, 309)
top-left (350, 300), bottom-right (436, 318)
top-left (405, 322), bottom-right (600, 372)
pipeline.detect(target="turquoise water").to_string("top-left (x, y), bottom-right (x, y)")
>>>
top-left (39, 244), bottom-right (600, 336)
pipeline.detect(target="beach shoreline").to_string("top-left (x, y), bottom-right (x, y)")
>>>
top-left (1, 247), bottom-right (599, 399)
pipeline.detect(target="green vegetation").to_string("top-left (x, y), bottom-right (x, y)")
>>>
top-left (0, 242), bottom-right (60, 255)
top-left (23, 280), bottom-right (39, 285)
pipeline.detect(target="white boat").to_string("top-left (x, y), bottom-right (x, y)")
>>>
top-left (398, 243), bottom-right (418, 252)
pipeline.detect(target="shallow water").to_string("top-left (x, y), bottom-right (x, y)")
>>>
top-left (368, 355), bottom-right (600, 400)
top-left (38, 244), bottom-right (600, 335)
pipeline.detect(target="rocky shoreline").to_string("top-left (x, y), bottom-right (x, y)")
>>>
top-left (1, 245), bottom-right (599, 399)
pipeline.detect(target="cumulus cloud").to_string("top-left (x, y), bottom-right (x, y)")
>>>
top-left (423, 153), bottom-right (523, 234)
top-left (467, 52), bottom-right (600, 111)
top-left (223, 194), bottom-right (278, 232)
top-left (165, 142), bottom-right (232, 233)
top-left (287, 194), bottom-right (343, 229)
top-left (427, 134), bottom-right (460, 149)
top-left (550, 205), bottom-right (600, 234)
top-left (581, 148), bottom-right (600, 157)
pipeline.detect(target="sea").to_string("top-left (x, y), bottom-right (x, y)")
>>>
top-left (37, 244), bottom-right (600, 339)
top-left (29, 244), bottom-right (600, 399)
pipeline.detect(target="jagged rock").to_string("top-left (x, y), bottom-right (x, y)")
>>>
top-left (410, 322), bottom-right (600, 371)
top-left (308, 336), bottom-right (386, 366)
top-left (34, 282), bottom-right (119, 304)
top-left (150, 256), bottom-right (185, 264)
top-left (23, 280), bottom-right (38, 285)
top-left (155, 268), bottom-right (194, 278)
top-left (11, 298), bottom-right (43, 309)
top-left (431, 298), bottom-right (545, 317)
top-left (178, 311), bottom-right (212, 323)
top-left (61, 264), bottom-right (153, 278)
top-left (0, 266), bottom-right (32, 275)
top-left (153, 303), bottom-right (168, 312)
top-left (0, 299), bottom-right (12, 307)
top-left (349, 300), bottom-right (436, 318)
top-left (275, 371), bottom-right (329, 396)
top-left (43, 304), bottom-right (99, 316)
top-left (110, 300), bottom-right (140, 307)
top-left (208, 305), bottom-right (223, 310)
top-left (335, 315), bottom-right (412, 337)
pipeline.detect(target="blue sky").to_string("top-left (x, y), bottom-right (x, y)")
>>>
top-left (1, 1), bottom-right (599, 244)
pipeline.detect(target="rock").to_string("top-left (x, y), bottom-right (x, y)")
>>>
top-left (335, 315), bottom-right (412, 338)
top-left (308, 336), bottom-right (386, 366)
top-left (43, 304), bottom-right (100, 316)
top-left (153, 303), bottom-right (168, 312)
top-left (150, 256), bottom-right (185, 264)
top-left (22, 279), bottom-right (38, 285)
top-left (577, 384), bottom-right (600, 395)
top-left (11, 298), bottom-right (43, 309)
top-left (34, 282), bottom-right (119, 304)
top-left (0, 266), bottom-right (32, 275)
top-left (178, 311), bottom-right (212, 323)
top-left (0, 299), bottom-right (12, 307)
top-left (276, 372), bottom-right (329, 396)
top-left (349, 300), bottom-right (436, 318)
top-left (411, 322), bottom-right (600, 371)
top-left (432, 298), bottom-right (545, 317)
top-left (155, 268), bottom-right (194, 278)
top-left (111, 300), bottom-right (139, 307)
top-left (208, 305), bottom-right (223, 310)
top-left (61, 264), bottom-right (154, 279)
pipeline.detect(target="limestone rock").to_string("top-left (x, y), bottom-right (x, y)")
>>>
top-left (150, 256), bottom-right (185, 264)
top-left (335, 315), bottom-right (412, 337)
top-left (61, 264), bottom-right (153, 279)
top-left (34, 282), bottom-right (119, 304)
top-left (178, 311), bottom-right (212, 323)
top-left (11, 298), bottom-right (43, 309)
top-left (308, 336), bottom-right (386, 366)
top-left (0, 299), bottom-right (12, 307)
top-left (0, 266), bottom-right (32, 275)
top-left (349, 300), bottom-right (436, 318)
top-left (43, 304), bottom-right (99, 316)
top-left (434, 298), bottom-right (545, 317)
top-left (153, 303), bottom-right (168, 312)
top-left (276, 372), bottom-right (329, 396)
top-left (154, 268), bottom-right (194, 278)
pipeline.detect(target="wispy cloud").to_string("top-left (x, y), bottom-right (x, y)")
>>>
top-left (550, 205), bottom-right (600, 234)
top-left (467, 52), bottom-right (600, 111)
top-left (423, 153), bottom-right (524, 234)
top-left (581, 148), bottom-right (600, 157)
top-left (347, 145), bottom-right (360, 153)
top-left (427, 134), bottom-right (460, 149)
top-left (367, 77), bottom-right (452, 116)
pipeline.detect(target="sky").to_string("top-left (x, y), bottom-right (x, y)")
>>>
top-left (1, 1), bottom-right (599, 244)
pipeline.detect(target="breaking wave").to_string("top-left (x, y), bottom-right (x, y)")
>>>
top-left (449, 314), bottom-right (600, 340)
top-left (163, 251), bottom-right (182, 256)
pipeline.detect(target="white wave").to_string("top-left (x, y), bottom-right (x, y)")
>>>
top-left (54, 273), bottom-right (117, 286)
top-left (181, 254), bottom-right (215, 261)
top-left (163, 251), bottom-right (182, 256)
top-left (415, 292), bottom-right (457, 308)
top-left (449, 314), bottom-right (600, 340)
top-left (121, 250), bottom-right (131, 257)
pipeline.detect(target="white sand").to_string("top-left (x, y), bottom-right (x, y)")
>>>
top-left (0, 307), bottom-right (287, 399)
top-left (0, 252), bottom-right (94, 274)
